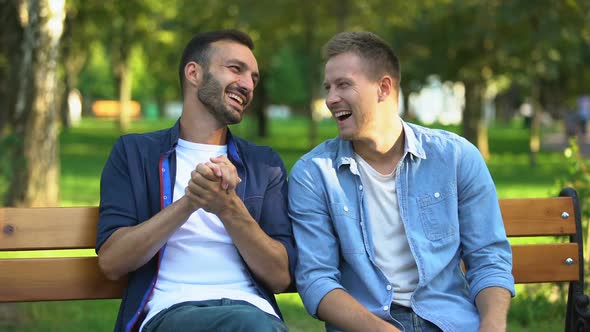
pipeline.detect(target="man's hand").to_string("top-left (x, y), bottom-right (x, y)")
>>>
top-left (184, 157), bottom-right (240, 214)
top-left (207, 155), bottom-right (241, 192)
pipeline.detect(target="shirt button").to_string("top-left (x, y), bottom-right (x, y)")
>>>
top-left (162, 168), bottom-right (166, 172)
top-left (383, 306), bottom-right (389, 311)
top-left (386, 285), bottom-right (392, 291)
top-left (434, 192), bottom-right (440, 198)
top-left (359, 185), bottom-right (363, 191)
top-left (344, 206), bottom-right (349, 212)
top-left (163, 196), bottom-right (168, 200)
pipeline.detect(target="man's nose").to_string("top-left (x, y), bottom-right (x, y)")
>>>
top-left (238, 75), bottom-right (255, 93)
top-left (325, 89), bottom-right (340, 108)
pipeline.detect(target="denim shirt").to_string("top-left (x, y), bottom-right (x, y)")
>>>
top-left (288, 122), bottom-right (515, 332)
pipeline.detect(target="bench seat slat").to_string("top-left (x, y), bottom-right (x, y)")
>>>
top-left (500, 197), bottom-right (576, 237)
top-left (0, 207), bottom-right (99, 250)
top-left (0, 257), bottom-right (126, 302)
top-left (511, 243), bottom-right (579, 283)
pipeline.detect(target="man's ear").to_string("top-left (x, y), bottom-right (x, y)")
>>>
top-left (377, 75), bottom-right (395, 102)
top-left (184, 61), bottom-right (203, 88)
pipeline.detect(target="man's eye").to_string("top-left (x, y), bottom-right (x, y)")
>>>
top-left (228, 66), bottom-right (240, 72)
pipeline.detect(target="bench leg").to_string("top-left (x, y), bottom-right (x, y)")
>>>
top-left (565, 282), bottom-right (590, 332)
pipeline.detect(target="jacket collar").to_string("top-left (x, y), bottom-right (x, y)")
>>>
top-left (165, 118), bottom-right (244, 168)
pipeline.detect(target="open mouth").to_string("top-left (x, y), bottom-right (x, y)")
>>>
top-left (334, 111), bottom-right (352, 121)
top-left (227, 92), bottom-right (245, 106)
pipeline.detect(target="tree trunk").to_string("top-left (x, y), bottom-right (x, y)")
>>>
top-left (463, 80), bottom-right (488, 158)
top-left (156, 95), bottom-right (166, 118)
top-left (0, 0), bottom-right (24, 302)
top-left (529, 83), bottom-right (542, 168)
top-left (401, 86), bottom-right (413, 122)
top-left (116, 52), bottom-right (133, 133)
top-left (0, 1), bottom-right (23, 134)
top-left (58, 13), bottom-right (86, 130)
top-left (335, 0), bottom-right (348, 32)
top-left (58, 13), bottom-right (73, 129)
top-left (5, 0), bottom-right (65, 207)
top-left (477, 124), bottom-right (489, 160)
top-left (303, 6), bottom-right (318, 149)
top-left (254, 74), bottom-right (269, 138)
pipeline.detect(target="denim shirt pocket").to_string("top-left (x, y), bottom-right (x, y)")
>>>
top-left (330, 202), bottom-right (365, 254)
top-left (417, 183), bottom-right (458, 241)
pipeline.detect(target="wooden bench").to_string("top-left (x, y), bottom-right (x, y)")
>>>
top-left (1, 187), bottom-right (589, 330)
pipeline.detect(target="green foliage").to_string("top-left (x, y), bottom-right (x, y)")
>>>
top-left (508, 284), bottom-right (566, 331)
top-left (266, 47), bottom-right (310, 108)
top-left (77, 43), bottom-right (117, 100)
top-left (557, 138), bottom-right (590, 221)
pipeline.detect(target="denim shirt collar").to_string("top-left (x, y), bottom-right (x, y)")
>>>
top-left (334, 120), bottom-right (427, 171)
top-left (402, 121), bottom-right (426, 160)
top-left (166, 118), bottom-right (244, 169)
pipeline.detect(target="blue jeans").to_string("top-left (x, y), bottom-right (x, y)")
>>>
top-left (390, 304), bottom-right (442, 332)
top-left (142, 299), bottom-right (289, 332)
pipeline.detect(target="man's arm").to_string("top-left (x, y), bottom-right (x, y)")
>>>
top-left (97, 149), bottom-right (241, 281)
top-left (475, 287), bottom-right (511, 332)
top-left (97, 196), bottom-right (195, 280)
top-left (190, 160), bottom-right (291, 293)
top-left (456, 140), bottom-right (515, 326)
top-left (317, 289), bottom-right (400, 332)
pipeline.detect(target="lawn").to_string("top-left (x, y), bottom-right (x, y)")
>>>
top-left (0, 116), bottom-right (574, 331)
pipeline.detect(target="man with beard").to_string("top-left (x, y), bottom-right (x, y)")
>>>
top-left (289, 31), bottom-right (514, 331)
top-left (96, 30), bottom-right (295, 332)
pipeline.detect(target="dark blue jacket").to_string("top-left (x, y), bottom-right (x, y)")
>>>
top-left (96, 120), bottom-right (296, 332)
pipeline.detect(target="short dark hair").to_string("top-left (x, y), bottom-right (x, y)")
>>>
top-left (178, 29), bottom-right (254, 91)
top-left (323, 31), bottom-right (401, 87)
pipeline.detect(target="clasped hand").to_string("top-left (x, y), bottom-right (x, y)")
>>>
top-left (184, 155), bottom-right (241, 215)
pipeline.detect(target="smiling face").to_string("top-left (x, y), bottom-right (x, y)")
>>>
top-left (196, 40), bottom-right (259, 125)
top-left (323, 52), bottom-right (381, 141)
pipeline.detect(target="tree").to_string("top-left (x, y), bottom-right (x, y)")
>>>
top-left (0, 1), bottom-right (23, 136)
top-left (394, 0), bottom-right (498, 159)
top-left (3, 0), bottom-right (66, 207)
top-left (495, 0), bottom-right (589, 166)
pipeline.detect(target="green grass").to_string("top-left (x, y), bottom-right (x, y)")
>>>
top-left (0, 116), bottom-right (575, 331)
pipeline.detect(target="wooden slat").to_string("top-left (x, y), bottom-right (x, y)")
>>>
top-left (0, 257), bottom-right (126, 302)
top-left (0, 207), bottom-right (99, 250)
top-left (512, 243), bottom-right (579, 283)
top-left (500, 197), bottom-right (576, 237)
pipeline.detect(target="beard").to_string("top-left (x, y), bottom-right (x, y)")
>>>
top-left (197, 70), bottom-right (242, 125)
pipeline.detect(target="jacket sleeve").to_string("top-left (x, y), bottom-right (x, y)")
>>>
top-left (258, 149), bottom-right (297, 292)
top-left (96, 137), bottom-right (138, 253)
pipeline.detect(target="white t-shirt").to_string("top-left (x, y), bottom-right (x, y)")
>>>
top-left (355, 153), bottom-right (419, 307)
top-left (141, 139), bottom-right (276, 331)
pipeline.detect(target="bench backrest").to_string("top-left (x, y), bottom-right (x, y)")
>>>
top-left (0, 207), bottom-right (126, 302)
top-left (0, 189), bottom-right (584, 302)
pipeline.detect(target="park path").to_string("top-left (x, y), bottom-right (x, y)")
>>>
top-left (542, 132), bottom-right (590, 157)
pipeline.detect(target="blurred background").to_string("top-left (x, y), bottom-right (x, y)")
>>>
top-left (0, 0), bottom-right (589, 330)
